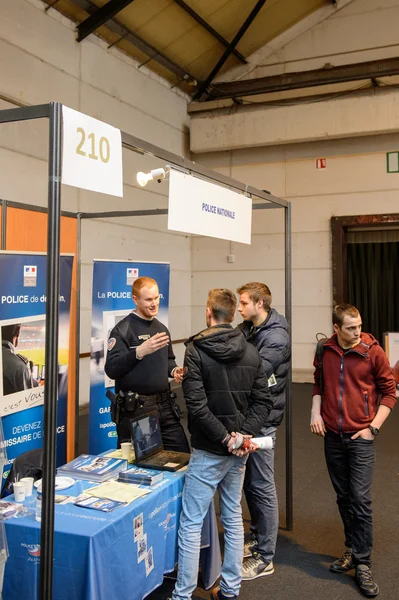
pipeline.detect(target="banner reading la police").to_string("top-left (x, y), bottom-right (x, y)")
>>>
top-left (89, 260), bottom-right (170, 455)
top-left (0, 253), bottom-right (73, 481)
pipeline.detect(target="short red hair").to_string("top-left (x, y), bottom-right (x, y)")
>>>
top-left (132, 276), bottom-right (158, 298)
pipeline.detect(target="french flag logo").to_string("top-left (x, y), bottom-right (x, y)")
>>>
top-left (24, 266), bottom-right (37, 275)
top-left (127, 268), bottom-right (138, 277)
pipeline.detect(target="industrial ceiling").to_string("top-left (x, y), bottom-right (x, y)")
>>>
top-left (43, 0), bottom-right (329, 99)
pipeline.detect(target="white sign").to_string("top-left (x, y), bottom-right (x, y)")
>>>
top-left (62, 106), bottom-right (123, 197)
top-left (168, 169), bottom-right (252, 244)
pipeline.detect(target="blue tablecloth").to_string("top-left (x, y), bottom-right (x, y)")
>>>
top-left (3, 471), bottom-right (221, 600)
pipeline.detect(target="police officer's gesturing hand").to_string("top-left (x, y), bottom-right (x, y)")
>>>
top-left (136, 332), bottom-right (169, 359)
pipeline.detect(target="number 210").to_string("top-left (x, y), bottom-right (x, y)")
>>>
top-left (76, 128), bottom-right (110, 163)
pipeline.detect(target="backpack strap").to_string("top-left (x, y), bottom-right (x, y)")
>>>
top-left (316, 338), bottom-right (328, 399)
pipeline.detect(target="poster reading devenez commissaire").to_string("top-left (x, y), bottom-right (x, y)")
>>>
top-left (89, 260), bottom-right (170, 455)
top-left (0, 253), bottom-right (74, 480)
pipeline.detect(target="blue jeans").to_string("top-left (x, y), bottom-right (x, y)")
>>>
top-left (324, 429), bottom-right (376, 566)
top-left (172, 448), bottom-right (248, 600)
top-left (243, 426), bottom-right (278, 564)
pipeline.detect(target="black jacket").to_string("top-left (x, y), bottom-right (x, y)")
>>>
top-left (238, 308), bottom-right (290, 427)
top-left (183, 324), bottom-right (272, 456)
top-left (104, 312), bottom-right (177, 394)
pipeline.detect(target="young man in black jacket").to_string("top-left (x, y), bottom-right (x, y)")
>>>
top-left (171, 289), bottom-right (272, 600)
top-left (237, 282), bottom-right (290, 580)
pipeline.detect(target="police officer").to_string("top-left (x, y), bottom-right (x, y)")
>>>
top-left (2, 324), bottom-right (33, 395)
top-left (104, 276), bottom-right (190, 452)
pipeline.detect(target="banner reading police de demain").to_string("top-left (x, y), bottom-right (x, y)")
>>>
top-left (89, 260), bottom-right (170, 455)
top-left (0, 252), bottom-right (74, 480)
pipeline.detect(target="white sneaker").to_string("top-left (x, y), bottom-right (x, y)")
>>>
top-left (243, 536), bottom-right (257, 558)
top-left (242, 554), bottom-right (274, 580)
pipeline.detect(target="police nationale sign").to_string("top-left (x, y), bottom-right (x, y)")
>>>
top-left (168, 169), bottom-right (252, 244)
top-left (62, 106), bottom-right (123, 197)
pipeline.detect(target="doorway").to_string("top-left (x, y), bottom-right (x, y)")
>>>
top-left (331, 214), bottom-right (399, 345)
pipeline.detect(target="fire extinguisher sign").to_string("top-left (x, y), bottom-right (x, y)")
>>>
top-left (316, 158), bottom-right (326, 169)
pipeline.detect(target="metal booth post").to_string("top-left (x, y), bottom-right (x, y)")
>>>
top-left (0, 102), bottom-right (293, 600)
top-left (285, 202), bottom-right (293, 532)
top-left (0, 101), bottom-right (62, 599)
top-left (41, 101), bottom-right (63, 600)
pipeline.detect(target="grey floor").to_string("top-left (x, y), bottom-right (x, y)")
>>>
top-left (79, 384), bottom-right (399, 600)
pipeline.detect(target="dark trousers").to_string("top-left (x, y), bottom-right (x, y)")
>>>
top-left (243, 426), bottom-right (278, 564)
top-left (324, 430), bottom-right (375, 566)
top-left (117, 396), bottom-right (190, 453)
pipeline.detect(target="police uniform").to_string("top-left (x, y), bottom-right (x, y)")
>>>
top-left (104, 311), bottom-right (189, 452)
top-left (2, 341), bottom-right (33, 395)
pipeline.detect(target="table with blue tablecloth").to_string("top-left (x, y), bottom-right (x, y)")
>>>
top-left (3, 470), bottom-right (221, 600)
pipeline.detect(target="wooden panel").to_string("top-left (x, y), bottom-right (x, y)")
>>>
top-left (6, 206), bottom-right (78, 461)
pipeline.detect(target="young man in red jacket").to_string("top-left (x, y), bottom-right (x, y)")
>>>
top-left (310, 304), bottom-right (396, 598)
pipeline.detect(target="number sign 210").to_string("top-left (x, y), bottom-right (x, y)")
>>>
top-left (76, 128), bottom-right (110, 163)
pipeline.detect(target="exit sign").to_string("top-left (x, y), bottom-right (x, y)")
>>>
top-left (316, 158), bottom-right (326, 169)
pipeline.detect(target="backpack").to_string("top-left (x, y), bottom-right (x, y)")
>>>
top-left (1, 449), bottom-right (43, 497)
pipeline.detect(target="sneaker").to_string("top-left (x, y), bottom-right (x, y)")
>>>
top-left (243, 535), bottom-right (258, 558)
top-left (242, 553), bottom-right (274, 580)
top-left (210, 586), bottom-right (237, 600)
top-left (355, 565), bottom-right (379, 597)
top-left (330, 549), bottom-right (354, 573)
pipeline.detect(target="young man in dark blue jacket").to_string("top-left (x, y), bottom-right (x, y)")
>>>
top-left (171, 288), bottom-right (272, 600)
top-left (237, 282), bottom-right (290, 580)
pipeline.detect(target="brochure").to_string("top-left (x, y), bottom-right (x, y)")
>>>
top-left (0, 501), bottom-right (23, 520)
top-left (74, 494), bottom-right (127, 512)
top-left (118, 467), bottom-right (164, 486)
top-left (84, 481), bottom-right (151, 504)
top-left (58, 454), bottom-right (127, 482)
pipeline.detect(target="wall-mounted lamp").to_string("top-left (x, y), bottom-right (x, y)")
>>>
top-left (136, 166), bottom-right (170, 187)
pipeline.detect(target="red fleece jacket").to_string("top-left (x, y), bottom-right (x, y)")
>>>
top-left (313, 332), bottom-right (396, 434)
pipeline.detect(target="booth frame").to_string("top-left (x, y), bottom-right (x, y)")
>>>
top-left (0, 101), bottom-right (292, 600)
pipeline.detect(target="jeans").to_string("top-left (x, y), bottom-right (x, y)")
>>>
top-left (172, 449), bottom-right (248, 600)
top-left (324, 429), bottom-right (376, 566)
top-left (243, 426), bottom-right (278, 564)
top-left (117, 397), bottom-right (190, 453)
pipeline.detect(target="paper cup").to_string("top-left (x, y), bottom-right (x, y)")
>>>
top-left (20, 477), bottom-right (34, 497)
top-left (120, 442), bottom-right (132, 460)
top-left (13, 481), bottom-right (26, 503)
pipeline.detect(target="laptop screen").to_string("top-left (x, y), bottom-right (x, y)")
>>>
top-left (131, 411), bottom-right (163, 461)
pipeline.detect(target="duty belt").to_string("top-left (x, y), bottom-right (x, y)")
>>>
top-left (119, 390), bottom-right (170, 411)
top-left (119, 391), bottom-right (169, 403)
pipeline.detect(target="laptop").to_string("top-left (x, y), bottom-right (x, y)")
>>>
top-left (130, 411), bottom-right (190, 472)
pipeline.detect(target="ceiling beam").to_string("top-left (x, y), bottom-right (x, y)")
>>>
top-left (194, 0), bottom-right (267, 101)
top-left (206, 57), bottom-right (399, 100)
top-left (77, 0), bottom-right (135, 42)
top-left (172, 0), bottom-right (247, 64)
top-left (72, 0), bottom-right (197, 83)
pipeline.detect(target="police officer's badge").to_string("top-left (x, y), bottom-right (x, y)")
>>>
top-left (108, 338), bottom-right (116, 351)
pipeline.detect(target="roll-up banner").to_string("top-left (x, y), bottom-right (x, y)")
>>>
top-left (89, 260), bottom-right (170, 455)
top-left (0, 252), bottom-right (74, 481)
